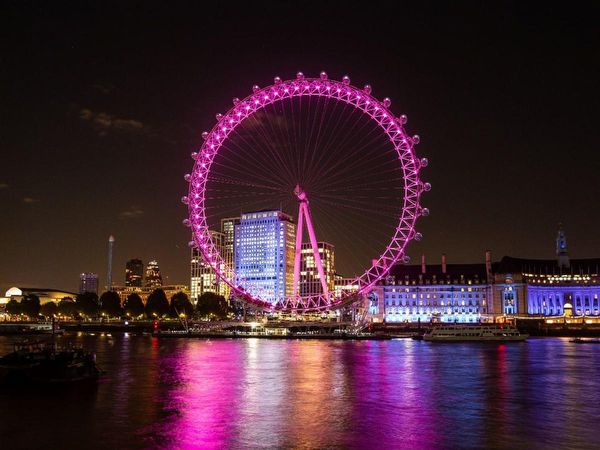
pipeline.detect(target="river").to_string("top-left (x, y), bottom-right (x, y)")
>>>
top-left (0, 335), bottom-right (598, 449)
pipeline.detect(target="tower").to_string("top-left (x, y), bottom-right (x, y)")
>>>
top-left (190, 231), bottom-right (226, 301)
top-left (107, 235), bottom-right (115, 291)
top-left (299, 241), bottom-right (335, 297)
top-left (125, 259), bottom-right (144, 287)
top-left (234, 210), bottom-right (295, 302)
top-left (144, 260), bottom-right (163, 288)
top-left (556, 223), bottom-right (569, 269)
top-left (79, 272), bottom-right (99, 294)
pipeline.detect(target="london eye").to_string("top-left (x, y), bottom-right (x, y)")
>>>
top-left (183, 72), bottom-right (429, 312)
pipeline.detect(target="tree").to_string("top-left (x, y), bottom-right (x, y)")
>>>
top-left (170, 291), bottom-right (194, 318)
top-left (196, 292), bottom-right (230, 320)
top-left (21, 294), bottom-right (41, 319)
top-left (124, 293), bottom-right (145, 318)
top-left (145, 289), bottom-right (169, 318)
top-left (40, 302), bottom-right (58, 318)
top-left (58, 298), bottom-right (77, 318)
top-left (75, 292), bottom-right (99, 317)
top-left (99, 291), bottom-right (123, 318)
top-left (5, 299), bottom-right (21, 316)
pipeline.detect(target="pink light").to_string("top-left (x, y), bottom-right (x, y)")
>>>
top-left (187, 74), bottom-right (425, 313)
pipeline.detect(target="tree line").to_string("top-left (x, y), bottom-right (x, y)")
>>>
top-left (4, 290), bottom-right (233, 320)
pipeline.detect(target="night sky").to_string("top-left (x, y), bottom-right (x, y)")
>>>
top-left (1, 2), bottom-right (598, 294)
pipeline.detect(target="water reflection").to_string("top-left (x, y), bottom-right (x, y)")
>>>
top-left (1, 337), bottom-right (600, 449)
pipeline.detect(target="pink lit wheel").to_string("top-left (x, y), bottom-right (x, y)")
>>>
top-left (183, 72), bottom-right (429, 312)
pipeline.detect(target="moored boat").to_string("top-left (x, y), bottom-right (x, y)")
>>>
top-left (0, 340), bottom-right (101, 384)
top-left (423, 325), bottom-right (528, 342)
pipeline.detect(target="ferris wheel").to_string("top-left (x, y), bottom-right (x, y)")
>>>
top-left (182, 72), bottom-right (429, 312)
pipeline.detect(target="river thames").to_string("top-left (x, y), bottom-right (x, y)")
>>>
top-left (1, 335), bottom-right (599, 449)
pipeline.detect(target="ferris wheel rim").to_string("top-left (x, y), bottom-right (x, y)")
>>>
top-left (184, 72), bottom-right (427, 312)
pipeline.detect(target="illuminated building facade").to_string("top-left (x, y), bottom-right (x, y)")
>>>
top-left (144, 260), bottom-right (163, 288)
top-left (369, 227), bottom-right (600, 323)
top-left (113, 284), bottom-right (190, 305)
top-left (300, 242), bottom-right (335, 296)
top-left (190, 231), bottom-right (227, 301)
top-left (372, 254), bottom-right (492, 323)
top-left (334, 274), bottom-right (359, 298)
top-left (220, 217), bottom-right (240, 299)
top-left (125, 259), bottom-right (144, 287)
top-left (234, 210), bottom-right (295, 303)
top-left (79, 272), bottom-right (99, 294)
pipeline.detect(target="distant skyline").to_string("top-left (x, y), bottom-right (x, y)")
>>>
top-left (1, 2), bottom-right (598, 294)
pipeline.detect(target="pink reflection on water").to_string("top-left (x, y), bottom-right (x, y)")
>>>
top-left (142, 340), bottom-right (242, 449)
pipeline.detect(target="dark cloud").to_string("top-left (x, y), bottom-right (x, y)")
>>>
top-left (92, 82), bottom-right (114, 94)
top-left (23, 197), bottom-right (40, 203)
top-left (119, 206), bottom-right (144, 220)
top-left (0, 183), bottom-right (8, 189)
top-left (79, 108), bottom-right (145, 136)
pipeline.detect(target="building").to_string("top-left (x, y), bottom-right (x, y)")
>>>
top-left (234, 210), bottom-right (295, 303)
top-left (125, 259), bottom-right (144, 287)
top-left (220, 217), bottom-right (240, 299)
top-left (3, 287), bottom-right (79, 305)
top-left (144, 260), bottom-right (163, 288)
top-left (368, 227), bottom-right (600, 323)
top-left (371, 254), bottom-right (492, 324)
top-left (300, 242), bottom-right (335, 296)
top-left (107, 235), bottom-right (115, 291)
top-left (190, 231), bottom-right (228, 301)
top-left (113, 284), bottom-right (190, 305)
top-left (79, 272), bottom-right (99, 294)
top-left (493, 256), bottom-right (600, 317)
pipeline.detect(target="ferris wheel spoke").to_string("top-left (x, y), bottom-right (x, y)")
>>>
top-left (220, 132), bottom-right (292, 189)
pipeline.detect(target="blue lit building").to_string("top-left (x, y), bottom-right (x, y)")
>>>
top-left (370, 227), bottom-right (600, 323)
top-left (371, 254), bottom-right (493, 323)
top-left (234, 210), bottom-right (295, 304)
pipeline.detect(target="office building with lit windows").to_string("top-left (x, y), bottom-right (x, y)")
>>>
top-left (125, 259), bottom-right (144, 287)
top-left (190, 231), bottom-right (228, 301)
top-left (234, 210), bottom-right (295, 303)
top-left (144, 260), bottom-right (163, 288)
top-left (300, 241), bottom-right (335, 296)
top-left (79, 272), bottom-right (99, 294)
top-left (220, 217), bottom-right (240, 299)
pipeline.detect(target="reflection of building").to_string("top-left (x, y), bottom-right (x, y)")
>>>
top-left (300, 242), bottom-right (335, 296)
top-left (190, 231), bottom-right (227, 302)
top-left (113, 284), bottom-right (190, 305)
top-left (79, 272), bottom-right (99, 294)
top-left (144, 260), bottom-right (163, 288)
top-left (234, 210), bottom-right (295, 303)
top-left (125, 259), bottom-right (144, 287)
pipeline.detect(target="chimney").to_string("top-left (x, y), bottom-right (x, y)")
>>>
top-left (485, 250), bottom-right (492, 279)
top-left (421, 254), bottom-right (426, 274)
top-left (441, 254), bottom-right (447, 274)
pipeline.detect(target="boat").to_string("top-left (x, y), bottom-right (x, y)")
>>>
top-left (422, 324), bottom-right (528, 342)
top-left (570, 338), bottom-right (600, 344)
top-left (0, 340), bottom-right (101, 384)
